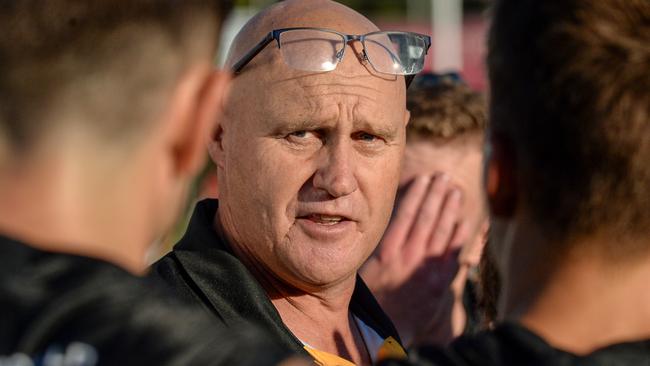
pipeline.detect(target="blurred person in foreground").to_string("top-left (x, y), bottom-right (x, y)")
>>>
top-left (361, 73), bottom-right (489, 347)
top-left (150, 1), bottom-right (469, 364)
top-left (381, 0), bottom-right (650, 365)
top-left (0, 1), bottom-right (292, 365)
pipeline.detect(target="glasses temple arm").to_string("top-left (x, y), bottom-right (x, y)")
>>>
top-left (231, 32), bottom-right (275, 74)
top-left (406, 38), bottom-right (431, 88)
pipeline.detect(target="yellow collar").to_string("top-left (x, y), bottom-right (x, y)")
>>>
top-left (303, 336), bottom-right (407, 366)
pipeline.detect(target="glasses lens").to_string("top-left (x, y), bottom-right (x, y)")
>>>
top-left (364, 32), bottom-right (428, 75)
top-left (278, 29), bottom-right (345, 72)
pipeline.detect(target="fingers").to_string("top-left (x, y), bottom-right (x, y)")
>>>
top-left (427, 188), bottom-right (463, 257)
top-left (402, 174), bottom-right (451, 260)
top-left (377, 173), bottom-right (468, 267)
top-left (380, 175), bottom-right (432, 254)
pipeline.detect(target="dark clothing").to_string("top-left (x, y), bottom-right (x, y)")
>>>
top-left (0, 235), bottom-right (289, 366)
top-left (461, 279), bottom-right (481, 336)
top-left (150, 199), bottom-right (402, 356)
top-left (380, 323), bottom-right (650, 366)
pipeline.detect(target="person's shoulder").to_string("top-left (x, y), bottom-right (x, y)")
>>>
top-left (0, 242), bottom-right (152, 357)
top-left (0, 240), bottom-right (289, 365)
top-left (379, 323), bottom-right (558, 366)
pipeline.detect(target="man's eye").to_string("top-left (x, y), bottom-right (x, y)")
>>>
top-left (355, 132), bottom-right (380, 142)
top-left (289, 130), bottom-right (308, 138)
top-left (285, 130), bottom-right (322, 145)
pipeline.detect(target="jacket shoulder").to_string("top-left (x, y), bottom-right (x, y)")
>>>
top-left (148, 252), bottom-right (224, 320)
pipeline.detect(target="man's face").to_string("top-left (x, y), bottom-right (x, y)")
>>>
top-left (215, 45), bottom-right (409, 289)
top-left (398, 136), bottom-right (486, 264)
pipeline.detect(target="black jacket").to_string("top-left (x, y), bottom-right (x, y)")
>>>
top-left (0, 234), bottom-right (289, 366)
top-left (380, 323), bottom-right (650, 366)
top-left (150, 199), bottom-right (402, 356)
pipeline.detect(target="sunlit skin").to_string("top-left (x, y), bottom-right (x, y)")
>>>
top-left (208, 0), bottom-right (409, 363)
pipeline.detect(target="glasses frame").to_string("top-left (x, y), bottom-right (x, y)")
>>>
top-left (231, 27), bottom-right (431, 88)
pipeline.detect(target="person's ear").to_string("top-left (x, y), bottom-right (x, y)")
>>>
top-left (163, 65), bottom-right (231, 179)
top-left (484, 133), bottom-right (517, 218)
top-left (207, 121), bottom-right (225, 170)
top-left (207, 87), bottom-right (229, 170)
top-left (195, 69), bottom-right (231, 174)
top-left (403, 109), bottom-right (411, 127)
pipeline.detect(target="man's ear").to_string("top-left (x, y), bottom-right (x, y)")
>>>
top-left (207, 122), bottom-right (225, 170)
top-left (164, 65), bottom-right (231, 179)
top-left (206, 70), bottom-right (232, 170)
top-left (484, 133), bottom-right (517, 218)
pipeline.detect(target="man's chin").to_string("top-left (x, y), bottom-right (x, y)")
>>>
top-left (282, 260), bottom-right (361, 291)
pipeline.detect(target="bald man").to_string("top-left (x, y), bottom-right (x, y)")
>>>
top-left (149, 1), bottom-right (462, 365)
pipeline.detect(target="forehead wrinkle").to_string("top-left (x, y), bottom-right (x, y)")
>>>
top-left (258, 89), bottom-right (337, 127)
top-left (272, 73), bottom-right (384, 89)
top-left (294, 78), bottom-right (385, 106)
top-left (263, 75), bottom-right (384, 116)
top-left (302, 82), bottom-right (381, 94)
top-left (306, 94), bottom-right (375, 126)
top-left (253, 69), bottom-right (404, 132)
top-left (305, 92), bottom-right (377, 105)
top-left (302, 83), bottom-right (380, 103)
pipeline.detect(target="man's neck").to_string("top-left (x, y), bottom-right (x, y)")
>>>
top-left (217, 214), bottom-right (371, 365)
top-left (0, 153), bottom-right (150, 275)
top-left (504, 234), bottom-right (650, 355)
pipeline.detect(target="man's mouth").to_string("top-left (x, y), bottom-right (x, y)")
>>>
top-left (303, 214), bottom-right (346, 225)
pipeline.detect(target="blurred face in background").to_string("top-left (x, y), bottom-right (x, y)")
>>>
top-left (399, 134), bottom-right (486, 265)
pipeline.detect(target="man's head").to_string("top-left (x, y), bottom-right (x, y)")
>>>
top-left (210, 0), bottom-right (411, 290)
top-left (0, 1), bottom-right (232, 271)
top-left (400, 74), bottom-right (487, 265)
top-left (486, 0), bottom-right (650, 273)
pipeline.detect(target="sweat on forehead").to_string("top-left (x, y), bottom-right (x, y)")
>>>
top-left (225, 0), bottom-right (379, 68)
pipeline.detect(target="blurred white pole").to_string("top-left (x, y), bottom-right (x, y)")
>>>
top-left (431, 0), bottom-right (463, 72)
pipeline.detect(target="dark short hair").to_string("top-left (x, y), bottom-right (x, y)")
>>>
top-left (477, 240), bottom-right (499, 328)
top-left (0, 0), bottom-right (232, 153)
top-left (489, 0), bottom-right (650, 255)
top-left (406, 73), bottom-right (486, 142)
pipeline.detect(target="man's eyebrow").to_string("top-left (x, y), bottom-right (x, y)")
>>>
top-left (268, 115), bottom-right (400, 139)
top-left (270, 120), bottom-right (328, 133)
top-left (354, 120), bottom-right (399, 139)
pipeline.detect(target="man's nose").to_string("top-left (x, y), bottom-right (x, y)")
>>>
top-left (312, 141), bottom-right (359, 198)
